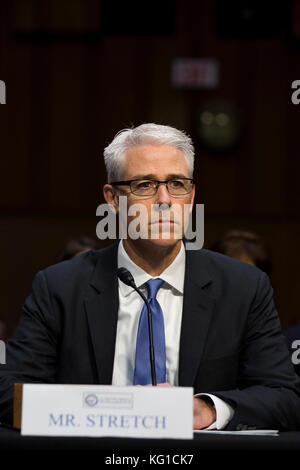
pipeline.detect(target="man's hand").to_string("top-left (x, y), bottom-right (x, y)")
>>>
top-left (193, 397), bottom-right (216, 430)
top-left (155, 383), bottom-right (216, 430)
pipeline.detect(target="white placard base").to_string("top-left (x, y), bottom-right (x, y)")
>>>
top-left (21, 384), bottom-right (193, 439)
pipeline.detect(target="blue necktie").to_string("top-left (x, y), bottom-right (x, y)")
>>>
top-left (134, 278), bottom-right (166, 385)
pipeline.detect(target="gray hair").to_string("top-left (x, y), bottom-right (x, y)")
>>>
top-left (103, 123), bottom-right (195, 182)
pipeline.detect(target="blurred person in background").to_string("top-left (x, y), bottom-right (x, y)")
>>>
top-left (57, 236), bottom-right (100, 262)
top-left (210, 229), bottom-right (272, 277)
top-left (210, 229), bottom-right (300, 376)
top-left (0, 238), bottom-right (100, 344)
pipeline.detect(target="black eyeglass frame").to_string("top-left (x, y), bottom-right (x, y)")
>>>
top-left (110, 178), bottom-right (194, 195)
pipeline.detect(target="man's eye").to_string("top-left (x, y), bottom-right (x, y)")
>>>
top-left (137, 181), bottom-right (152, 188)
top-left (170, 180), bottom-right (184, 187)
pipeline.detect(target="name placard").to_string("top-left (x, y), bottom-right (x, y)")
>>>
top-left (21, 384), bottom-right (193, 439)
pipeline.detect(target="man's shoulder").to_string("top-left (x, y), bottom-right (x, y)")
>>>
top-left (187, 247), bottom-right (266, 287)
top-left (38, 242), bottom-right (118, 288)
top-left (188, 247), bottom-right (261, 272)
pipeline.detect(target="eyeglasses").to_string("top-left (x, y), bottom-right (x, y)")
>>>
top-left (111, 178), bottom-right (194, 196)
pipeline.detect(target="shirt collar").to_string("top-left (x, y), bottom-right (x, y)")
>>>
top-left (117, 240), bottom-right (185, 297)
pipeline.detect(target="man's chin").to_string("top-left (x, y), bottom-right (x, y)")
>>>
top-left (135, 236), bottom-right (182, 250)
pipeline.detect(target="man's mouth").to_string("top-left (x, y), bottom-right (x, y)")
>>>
top-left (150, 220), bottom-right (176, 225)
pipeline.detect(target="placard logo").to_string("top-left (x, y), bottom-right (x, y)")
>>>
top-left (83, 392), bottom-right (134, 409)
top-left (84, 393), bottom-right (99, 407)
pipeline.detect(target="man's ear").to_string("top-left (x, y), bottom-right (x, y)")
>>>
top-left (103, 184), bottom-right (119, 214)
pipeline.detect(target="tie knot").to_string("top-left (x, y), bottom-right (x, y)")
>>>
top-left (145, 278), bottom-right (164, 300)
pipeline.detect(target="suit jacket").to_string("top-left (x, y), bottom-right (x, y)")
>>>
top-left (1, 241), bottom-right (300, 430)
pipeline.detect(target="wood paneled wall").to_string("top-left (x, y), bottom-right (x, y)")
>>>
top-left (0, 0), bottom-right (300, 333)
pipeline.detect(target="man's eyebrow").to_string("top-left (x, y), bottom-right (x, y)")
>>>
top-left (128, 174), bottom-right (157, 180)
top-left (167, 174), bottom-right (191, 179)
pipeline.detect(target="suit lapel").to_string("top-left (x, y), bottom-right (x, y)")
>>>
top-left (179, 250), bottom-right (215, 386)
top-left (84, 241), bottom-right (215, 387)
top-left (84, 242), bottom-right (119, 384)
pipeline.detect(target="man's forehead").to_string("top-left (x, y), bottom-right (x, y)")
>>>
top-left (122, 145), bottom-right (188, 176)
top-left (124, 143), bottom-right (185, 159)
top-left (124, 145), bottom-right (186, 166)
top-left (122, 173), bottom-right (189, 180)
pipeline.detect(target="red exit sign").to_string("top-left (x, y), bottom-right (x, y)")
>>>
top-left (171, 58), bottom-right (219, 89)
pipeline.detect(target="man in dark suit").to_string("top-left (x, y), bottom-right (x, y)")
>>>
top-left (0, 123), bottom-right (300, 430)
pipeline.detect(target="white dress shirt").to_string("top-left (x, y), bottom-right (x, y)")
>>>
top-left (112, 240), bottom-right (234, 429)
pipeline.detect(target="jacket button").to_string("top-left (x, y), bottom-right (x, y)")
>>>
top-left (236, 424), bottom-right (257, 431)
top-left (236, 424), bottom-right (247, 430)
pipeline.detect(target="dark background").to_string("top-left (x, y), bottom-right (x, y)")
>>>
top-left (0, 0), bottom-right (300, 335)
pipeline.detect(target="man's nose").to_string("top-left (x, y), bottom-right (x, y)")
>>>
top-left (155, 183), bottom-right (172, 205)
